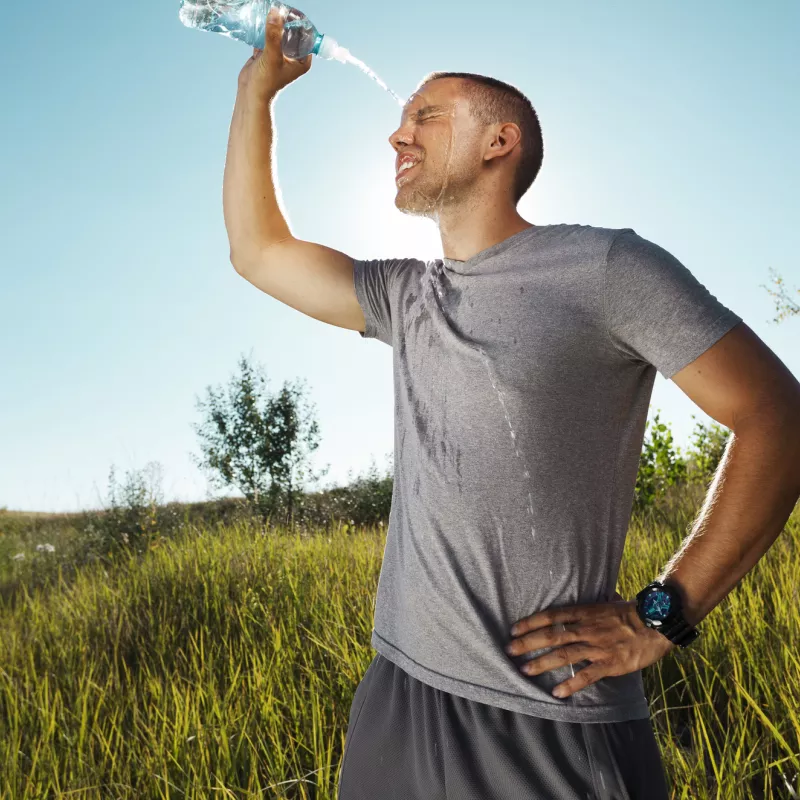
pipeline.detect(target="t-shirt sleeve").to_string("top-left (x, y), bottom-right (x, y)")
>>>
top-left (352, 257), bottom-right (412, 346)
top-left (604, 229), bottom-right (743, 380)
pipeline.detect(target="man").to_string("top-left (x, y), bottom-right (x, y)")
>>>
top-left (225, 7), bottom-right (800, 799)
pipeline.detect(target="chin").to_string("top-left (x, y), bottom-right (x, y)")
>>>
top-left (395, 186), bottom-right (441, 218)
top-left (396, 203), bottom-right (436, 219)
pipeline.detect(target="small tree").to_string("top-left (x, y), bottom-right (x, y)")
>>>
top-left (634, 410), bottom-right (687, 513)
top-left (263, 380), bottom-right (330, 527)
top-left (191, 354), bottom-right (327, 527)
top-left (684, 414), bottom-right (731, 486)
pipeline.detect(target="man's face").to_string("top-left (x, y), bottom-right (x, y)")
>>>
top-left (389, 79), bottom-right (484, 218)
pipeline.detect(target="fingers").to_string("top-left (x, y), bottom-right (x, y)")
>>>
top-left (506, 621), bottom-right (583, 656)
top-left (518, 644), bottom-right (601, 676)
top-left (551, 662), bottom-right (607, 699)
top-left (510, 605), bottom-right (587, 637)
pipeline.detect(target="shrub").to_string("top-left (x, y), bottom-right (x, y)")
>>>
top-left (634, 410), bottom-right (688, 513)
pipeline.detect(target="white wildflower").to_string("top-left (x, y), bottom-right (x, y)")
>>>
top-left (12, 552), bottom-right (25, 561)
top-left (36, 543), bottom-right (56, 553)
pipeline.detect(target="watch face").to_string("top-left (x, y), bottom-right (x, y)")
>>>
top-left (643, 589), bottom-right (672, 621)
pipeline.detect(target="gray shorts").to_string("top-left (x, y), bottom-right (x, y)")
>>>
top-left (337, 653), bottom-right (670, 800)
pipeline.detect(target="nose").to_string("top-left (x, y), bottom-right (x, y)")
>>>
top-left (389, 122), bottom-right (414, 152)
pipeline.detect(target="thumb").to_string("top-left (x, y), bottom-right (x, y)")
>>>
top-left (265, 5), bottom-right (285, 48)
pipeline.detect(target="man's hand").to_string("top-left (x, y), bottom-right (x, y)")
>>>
top-left (238, 5), bottom-right (312, 98)
top-left (504, 592), bottom-right (675, 699)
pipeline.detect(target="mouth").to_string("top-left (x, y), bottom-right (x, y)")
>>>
top-left (396, 161), bottom-right (422, 185)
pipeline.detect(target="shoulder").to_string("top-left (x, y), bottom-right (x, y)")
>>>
top-left (543, 223), bottom-right (640, 259)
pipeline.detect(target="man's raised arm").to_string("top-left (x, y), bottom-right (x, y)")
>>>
top-left (223, 5), bottom-right (366, 333)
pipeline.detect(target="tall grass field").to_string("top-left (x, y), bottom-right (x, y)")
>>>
top-left (2, 487), bottom-right (799, 799)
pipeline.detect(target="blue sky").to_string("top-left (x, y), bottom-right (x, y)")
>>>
top-left (1, 1), bottom-right (798, 512)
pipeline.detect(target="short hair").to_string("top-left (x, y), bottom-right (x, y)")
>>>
top-left (415, 71), bottom-right (544, 204)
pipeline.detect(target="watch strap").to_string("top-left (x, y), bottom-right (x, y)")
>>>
top-left (659, 610), bottom-right (699, 647)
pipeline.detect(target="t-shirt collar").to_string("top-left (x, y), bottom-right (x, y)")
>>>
top-left (441, 225), bottom-right (547, 274)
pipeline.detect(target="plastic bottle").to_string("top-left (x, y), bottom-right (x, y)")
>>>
top-left (178, 0), bottom-right (340, 60)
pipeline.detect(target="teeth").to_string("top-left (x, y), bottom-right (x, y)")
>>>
top-left (399, 160), bottom-right (417, 173)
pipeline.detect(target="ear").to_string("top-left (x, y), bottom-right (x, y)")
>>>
top-left (484, 122), bottom-right (522, 163)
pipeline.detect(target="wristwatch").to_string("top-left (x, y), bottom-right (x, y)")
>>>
top-left (635, 580), bottom-right (700, 648)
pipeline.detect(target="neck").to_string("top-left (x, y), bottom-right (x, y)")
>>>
top-left (436, 194), bottom-right (535, 262)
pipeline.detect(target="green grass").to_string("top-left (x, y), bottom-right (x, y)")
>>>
top-left (1, 492), bottom-right (799, 799)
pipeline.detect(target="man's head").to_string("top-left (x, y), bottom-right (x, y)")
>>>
top-left (389, 72), bottom-right (544, 218)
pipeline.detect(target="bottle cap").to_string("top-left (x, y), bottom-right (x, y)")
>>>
top-left (316, 34), bottom-right (340, 60)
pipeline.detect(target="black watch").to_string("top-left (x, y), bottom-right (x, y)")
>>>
top-left (635, 581), bottom-right (700, 648)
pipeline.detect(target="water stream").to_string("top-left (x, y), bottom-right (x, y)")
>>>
top-left (329, 45), bottom-right (405, 107)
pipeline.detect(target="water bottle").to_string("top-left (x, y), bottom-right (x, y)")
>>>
top-left (179, 0), bottom-right (340, 60)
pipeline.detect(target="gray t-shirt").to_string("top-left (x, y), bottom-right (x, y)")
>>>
top-left (352, 223), bottom-right (742, 723)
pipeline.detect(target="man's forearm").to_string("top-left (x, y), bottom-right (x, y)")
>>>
top-left (223, 85), bottom-right (293, 265)
top-left (655, 412), bottom-right (800, 628)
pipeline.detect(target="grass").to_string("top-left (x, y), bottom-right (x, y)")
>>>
top-left (1, 488), bottom-right (799, 799)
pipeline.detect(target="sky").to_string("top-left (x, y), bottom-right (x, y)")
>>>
top-left (1, 1), bottom-right (798, 513)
